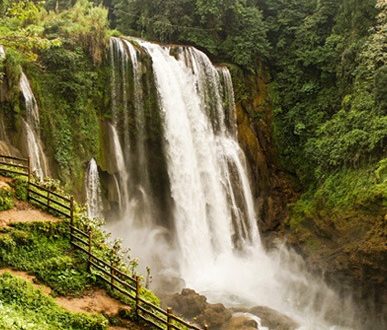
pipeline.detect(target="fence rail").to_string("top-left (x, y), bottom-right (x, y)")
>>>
top-left (0, 154), bottom-right (207, 330)
top-left (0, 154), bottom-right (29, 177)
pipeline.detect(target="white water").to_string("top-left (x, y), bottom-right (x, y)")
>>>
top-left (85, 158), bottom-right (103, 219)
top-left (104, 38), bottom-right (358, 329)
top-left (141, 42), bottom-right (235, 270)
top-left (21, 119), bottom-right (47, 179)
top-left (108, 123), bottom-right (129, 213)
top-left (218, 67), bottom-right (238, 136)
top-left (19, 72), bottom-right (48, 179)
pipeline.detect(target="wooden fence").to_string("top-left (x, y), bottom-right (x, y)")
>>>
top-left (0, 154), bottom-right (207, 330)
top-left (0, 155), bottom-right (29, 177)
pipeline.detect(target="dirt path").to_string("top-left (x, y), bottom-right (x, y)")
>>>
top-left (0, 199), bottom-right (58, 226)
top-left (0, 176), bottom-right (57, 227)
top-left (0, 175), bottom-right (12, 184)
top-left (55, 288), bottom-right (124, 315)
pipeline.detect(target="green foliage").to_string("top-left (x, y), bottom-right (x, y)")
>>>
top-left (268, 0), bottom-right (386, 183)
top-left (0, 272), bottom-right (108, 329)
top-left (44, 0), bottom-right (110, 65)
top-left (111, 0), bottom-right (270, 69)
top-left (10, 177), bottom-right (28, 201)
top-left (0, 222), bottom-right (95, 296)
top-left (0, 0), bottom-right (61, 61)
top-left (289, 163), bottom-right (387, 231)
top-left (0, 187), bottom-right (14, 211)
top-left (24, 43), bottom-right (108, 188)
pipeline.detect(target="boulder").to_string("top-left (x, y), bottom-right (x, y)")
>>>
top-left (162, 289), bottom-right (232, 329)
top-left (222, 314), bottom-right (257, 330)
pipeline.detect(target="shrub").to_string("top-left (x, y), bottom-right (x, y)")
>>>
top-left (11, 178), bottom-right (28, 201)
top-left (0, 272), bottom-right (108, 329)
top-left (0, 187), bottom-right (14, 211)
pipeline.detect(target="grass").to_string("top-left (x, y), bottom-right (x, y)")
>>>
top-left (0, 222), bottom-right (95, 296)
top-left (0, 272), bottom-right (108, 330)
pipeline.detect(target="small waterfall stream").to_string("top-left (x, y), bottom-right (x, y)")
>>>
top-left (101, 37), bottom-right (358, 329)
top-left (108, 123), bottom-right (129, 212)
top-left (85, 158), bottom-right (103, 219)
top-left (19, 72), bottom-right (48, 179)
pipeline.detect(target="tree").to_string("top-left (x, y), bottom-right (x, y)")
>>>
top-left (0, 0), bottom-right (59, 61)
top-left (111, 0), bottom-right (270, 68)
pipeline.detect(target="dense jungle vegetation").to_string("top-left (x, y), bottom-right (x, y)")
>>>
top-left (1, 0), bottom-right (385, 187)
top-left (0, 0), bottom-right (386, 271)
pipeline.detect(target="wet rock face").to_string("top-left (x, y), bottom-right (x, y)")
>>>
top-left (161, 289), bottom-right (232, 329)
top-left (233, 65), bottom-right (296, 233)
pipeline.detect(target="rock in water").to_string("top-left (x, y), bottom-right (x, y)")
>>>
top-left (162, 288), bottom-right (232, 329)
top-left (221, 315), bottom-right (258, 330)
top-left (231, 305), bottom-right (299, 330)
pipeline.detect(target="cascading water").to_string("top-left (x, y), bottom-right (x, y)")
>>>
top-left (106, 37), bottom-right (175, 275)
top-left (103, 37), bottom-right (358, 329)
top-left (85, 158), bottom-right (103, 219)
top-left (109, 37), bottom-right (154, 219)
top-left (19, 72), bottom-right (48, 179)
top-left (108, 123), bottom-right (129, 213)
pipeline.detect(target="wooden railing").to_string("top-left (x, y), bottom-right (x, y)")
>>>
top-left (0, 154), bottom-right (207, 330)
top-left (70, 225), bottom-right (207, 330)
top-left (0, 155), bottom-right (29, 177)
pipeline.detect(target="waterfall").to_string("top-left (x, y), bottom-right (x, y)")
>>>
top-left (218, 67), bottom-right (238, 136)
top-left (85, 158), bottom-right (103, 219)
top-left (108, 123), bottom-right (129, 213)
top-left (105, 37), bottom-right (357, 329)
top-left (19, 72), bottom-right (48, 179)
top-left (108, 37), bottom-right (169, 225)
top-left (140, 42), bottom-right (260, 268)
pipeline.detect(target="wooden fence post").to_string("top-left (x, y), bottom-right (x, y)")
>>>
top-left (87, 227), bottom-right (92, 272)
top-left (167, 307), bottom-right (172, 330)
top-left (27, 156), bottom-right (31, 201)
top-left (135, 275), bottom-right (140, 320)
top-left (110, 258), bottom-right (114, 290)
top-left (70, 197), bottom-right (74, 242)
top-left (47, 190), bottom-right (50, 210)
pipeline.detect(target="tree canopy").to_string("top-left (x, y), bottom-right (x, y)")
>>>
top-left (111, 0), bottom-right (270, 69)
top-left (1, 0), bottom-right (386, 186)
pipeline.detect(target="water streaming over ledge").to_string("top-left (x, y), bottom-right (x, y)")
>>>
top-left (19, 72), bottom-right (49, 179)
top-left (103, 37), bottom-right (358, 329)
top-left (85, 158), bottom-right (103, 219)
